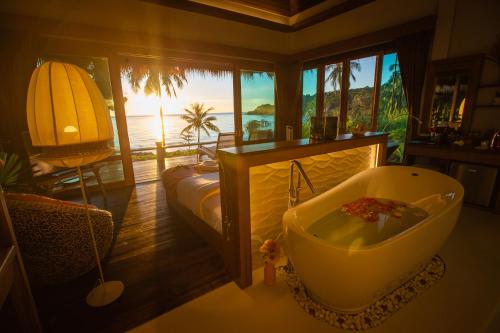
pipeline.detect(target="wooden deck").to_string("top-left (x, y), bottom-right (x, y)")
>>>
top-left (132, 155), bottom-right (198, 183)
top-left (25, 180), bottom-right (230, 333)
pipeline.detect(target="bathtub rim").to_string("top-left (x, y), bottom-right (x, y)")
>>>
top-left (283, 166), bottom-right (464, 253)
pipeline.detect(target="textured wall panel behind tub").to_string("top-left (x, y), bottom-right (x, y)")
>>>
top-left (249, 145), bottom-right (377, 267)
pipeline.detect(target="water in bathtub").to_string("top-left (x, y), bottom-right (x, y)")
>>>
top-left (306, 196), bottom-right (437, 248)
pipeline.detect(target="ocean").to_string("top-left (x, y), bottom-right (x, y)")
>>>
top-left (112, 113), bottom-right (274, 151)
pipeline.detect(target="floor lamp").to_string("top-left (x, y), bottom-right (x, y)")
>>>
top-left (26, 61), bottom-right (124, 307)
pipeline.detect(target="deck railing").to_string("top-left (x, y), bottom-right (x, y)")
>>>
top-left (130, 141), bottom-right (218, 168)
top-left (130, 140), bottom-right (218, 153)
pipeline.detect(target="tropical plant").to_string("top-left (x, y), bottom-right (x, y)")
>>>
top-left (180, 103), bottom-right (220, 144)
top-left (121, 63), bottom-right (188, 146)
top-left (376, 56), bottom-right (409, 162)
top-left (0, 152), bottom-right (25, 188)
top-left (325, 61), bottom-right (361, 92)
top-left (180, 130), bottom-right (195, 152)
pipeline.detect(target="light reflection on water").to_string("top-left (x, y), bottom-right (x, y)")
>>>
top-left (307, 198), bottom-right (430, 248)
top-left (112, 113), bottom-right (275, 151)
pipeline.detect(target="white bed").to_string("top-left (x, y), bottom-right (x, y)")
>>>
top-left (175, 170), bottom-right (265, 270)
top-left (176, 172), bottom-right (223, 234)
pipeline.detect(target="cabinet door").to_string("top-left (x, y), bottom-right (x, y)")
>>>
top-left (449, 162), bottom-right (497, 206)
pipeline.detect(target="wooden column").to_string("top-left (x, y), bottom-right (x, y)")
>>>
top-left (108, 55), bottom-right (135, 185)
top-left (339, 60), bottom-right (350, 133)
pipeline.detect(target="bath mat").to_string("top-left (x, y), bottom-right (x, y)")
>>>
top-left (279, 255), bottom-right (445, 331)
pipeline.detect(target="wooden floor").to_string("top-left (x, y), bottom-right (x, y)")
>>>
top-left (28, 180), bottom-right (230, 332)
top-left (132, 155), bottom-right (198, 183)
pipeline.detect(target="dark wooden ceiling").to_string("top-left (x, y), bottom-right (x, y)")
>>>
top-left (142, 0), bottom-right (374, 32)
top-left (228, 0), bottom-right (326, 17)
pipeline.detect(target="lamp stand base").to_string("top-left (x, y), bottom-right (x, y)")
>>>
top-left (86, 281), bottom-right (124, 307)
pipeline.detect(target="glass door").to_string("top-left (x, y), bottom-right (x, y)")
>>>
top-left (120, 58), bottom-right (234, 182)
top-left (240, 70), bottom-right (276, 143)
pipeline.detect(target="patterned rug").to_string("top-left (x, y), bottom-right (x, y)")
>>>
top-left (279, 255), bottom-right (445, 331)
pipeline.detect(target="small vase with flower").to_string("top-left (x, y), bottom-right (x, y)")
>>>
top-left (259, 239), bottom-right (282, 286)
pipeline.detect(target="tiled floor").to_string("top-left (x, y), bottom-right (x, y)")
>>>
top-left (130, 206), bottom-right (500, 333)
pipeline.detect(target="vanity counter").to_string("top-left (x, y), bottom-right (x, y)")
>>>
top-left (406, 142), bottom-right (500, 167)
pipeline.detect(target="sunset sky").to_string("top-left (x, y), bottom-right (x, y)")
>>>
top-left (121, 71), bottom-right (275, 117)
top-left (121, 72), bottom-right (234, 116)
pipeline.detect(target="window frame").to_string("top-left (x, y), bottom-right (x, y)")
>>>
top-left (299, 43), bottom-right (398, 136)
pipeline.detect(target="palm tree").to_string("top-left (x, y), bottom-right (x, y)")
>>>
top-left (325, 61), bottom-right (361, 92)
top-left (180, 103), bottom-right (220, 144)
top-left (388, 58), bottom-right (402, 114)
top-left (121, 63), bottom-right (187, 147)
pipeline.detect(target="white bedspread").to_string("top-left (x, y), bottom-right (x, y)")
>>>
top-left (176, 172), bottom-right (222, 234)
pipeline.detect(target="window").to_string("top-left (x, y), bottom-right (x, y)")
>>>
top-left (347, 56), bottom-right (376, 131)
top-left (241, 70), bottom-right (276, 142)
top-left (301, 49), bottom-right (409, 163)
top-left (324, 63), bottom-right (342, 118)
top-left (376, 53), bottom-right (408, 162)
top-left (301, 68), bottom-right (317, 138)
top-left (120, 63), bottom-right (234, 153)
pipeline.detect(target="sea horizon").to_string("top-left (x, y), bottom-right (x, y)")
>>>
top-left (113, 112), bottom-right (274, 151)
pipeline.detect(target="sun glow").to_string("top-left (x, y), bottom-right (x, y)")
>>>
top-left (123, 93), bottom-right (165, 142)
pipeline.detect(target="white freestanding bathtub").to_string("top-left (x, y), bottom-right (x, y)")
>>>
top-left (283, 166), bottom-right (463, 311)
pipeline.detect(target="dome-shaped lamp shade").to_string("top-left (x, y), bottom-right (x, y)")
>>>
top-left (26, 61), bottom-right (114, 167)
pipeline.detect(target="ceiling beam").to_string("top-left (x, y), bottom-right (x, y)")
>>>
top-left (141, 0), bottom-right (374, 32)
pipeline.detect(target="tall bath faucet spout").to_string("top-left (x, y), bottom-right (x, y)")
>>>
top-left (289, 160), bottom-right (315, 208)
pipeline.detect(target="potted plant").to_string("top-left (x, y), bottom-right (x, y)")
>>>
top-left (0, 152), bottom-right (28, 190)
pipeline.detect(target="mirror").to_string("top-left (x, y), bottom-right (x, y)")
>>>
top-left (421, 55), bottom-right (483, 134)
top-left (430, 73), bottom-right (468, 127)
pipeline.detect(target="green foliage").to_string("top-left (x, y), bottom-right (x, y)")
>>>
top-left (376, 64), bottom-right (408, 162)
top-left (345, 87), bottom-right (374, 130)
top-left (301, 57), bottom-right (408, 162)
top-left (246, 104), bottom-right (275, 115)
top-left (0, 152), bottom-right (25, 187)
top-left (301, 94), bottom-right (316, 138)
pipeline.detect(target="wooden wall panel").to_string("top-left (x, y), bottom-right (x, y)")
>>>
top-left (0, 31), bottom-right (39, 155)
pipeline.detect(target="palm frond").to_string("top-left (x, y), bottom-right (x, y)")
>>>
top-left (204, 122), bottom-right (220, 133)
top-left (180, 124), bottom-right (194, 135)
top-left (180, 114), bottom-right (194, 123)
top-left (204, 116), bottom-right (217, 122)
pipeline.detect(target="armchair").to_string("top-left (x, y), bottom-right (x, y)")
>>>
top-left (6, 193), bottom-right (113, 286)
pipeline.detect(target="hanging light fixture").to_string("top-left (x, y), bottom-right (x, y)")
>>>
top-left (26, 61), bottom-right (124, 307)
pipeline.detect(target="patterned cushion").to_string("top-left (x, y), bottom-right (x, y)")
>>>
top-left (6, 193), bottom-right (113, 286)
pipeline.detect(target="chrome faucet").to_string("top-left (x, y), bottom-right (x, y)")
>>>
top-left (289, 160), bottom-right (316, 208)
top-left (491, 130), bottom-right (500, 150)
